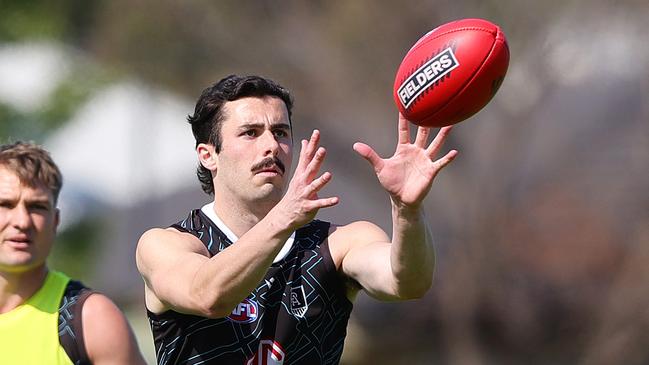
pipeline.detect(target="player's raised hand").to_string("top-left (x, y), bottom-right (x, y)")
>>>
top-left (273, 129), bottom-right (339, 229)
top-left (353, 113), bottom-right (457, 209)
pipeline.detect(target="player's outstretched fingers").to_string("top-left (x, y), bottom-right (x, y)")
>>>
top-left (295, 139), bottom-right (309, 171)
top-left (304, 129), bottom-right (320, 161)
top-left (315, 195), bottom-right (340, 209)
top-left (414, 125), bottom-right (431, 148)
top-left (305, 147), bottom-right (327, 180)
top-left (397, 113), bottom-right (412, 144)
top-left (433, 149), bottom-right (459, 172)
top-left (309, 171), bottom-right (332, 194)
top-left (353, 142), bottom-right (384, 173)
top-left (426, 126), bottom-right (453, 158)
top-left (309, 172), bottom-right (339, 208)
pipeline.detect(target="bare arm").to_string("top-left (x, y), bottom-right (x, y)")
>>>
top-left (136, 130), bottom-right (339, 318)
top-left (82, 293), bottom-right (146, 365)
top-left (340, 114), bottom-right (457, 301)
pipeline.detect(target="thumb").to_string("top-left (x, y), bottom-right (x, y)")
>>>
top-left (353, 142), bottom-right (384, 172)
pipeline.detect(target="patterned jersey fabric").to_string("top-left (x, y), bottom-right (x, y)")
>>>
top-left (59, 280), bottom-right (93, 365)
top-left (148, 209), bottom-right (353, 365)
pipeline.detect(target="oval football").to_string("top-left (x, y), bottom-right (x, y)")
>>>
top-left (393, 18), bottom-right (509, 127)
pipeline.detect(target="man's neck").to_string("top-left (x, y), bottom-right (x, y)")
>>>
top-left (211, 193), bottom-right (277, 238)
top-left (0, 265), bottom-right (48, 314)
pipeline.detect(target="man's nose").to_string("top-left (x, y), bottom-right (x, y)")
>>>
top-left (11, 204), bottom-right (32, 230)
top-left (261, 131), bottom-right (280, 156)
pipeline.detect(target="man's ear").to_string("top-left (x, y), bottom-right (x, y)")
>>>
top-left (197, 143), bottom-right (218, 172)
top-left (54, 208), bottom-right (60, 233)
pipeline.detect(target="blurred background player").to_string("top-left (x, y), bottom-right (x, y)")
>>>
top-left (0, 141), bottom-right (146, 365)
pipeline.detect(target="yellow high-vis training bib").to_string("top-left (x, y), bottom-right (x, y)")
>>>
top-left (0, 271), bottom-right (74, 365)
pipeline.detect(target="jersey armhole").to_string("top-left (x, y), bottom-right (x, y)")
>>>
top-left (59, 281), bottom-right (95, 365)
top-left (319, 223), bottom-right (358, 306)
top-left (169, 224), bottom-right (190, 234)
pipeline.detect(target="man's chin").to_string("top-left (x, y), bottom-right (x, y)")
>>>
top-left (0, 257), bottom-right (45, 274)
top-left (252, 184), bottom-right (284, 203)
top-left (253, 173), bottom-right (285, 185)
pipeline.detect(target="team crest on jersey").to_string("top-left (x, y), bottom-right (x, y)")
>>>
top-left (228, 298), bottom-right (258, 323)
top-left (290, 285), bottom-right (308, 318)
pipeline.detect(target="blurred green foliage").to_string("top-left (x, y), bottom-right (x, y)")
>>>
top-left (0, 64), bottom-right (115, 141)
top-left (0, 102), bottom-right (34, 139)
top-left (44, 63), bottom-right (116, 123)
top-left (0, 0), bottom-right (100, 44)
top-left (48, 218), bottom-right (103, 282)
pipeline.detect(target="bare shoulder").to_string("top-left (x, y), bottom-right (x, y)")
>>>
top-left (81, 293), bottom-right (128, 331)
top-left (82, 293), bottom-right (146, 364)
top-left (329, 220), bottom-right (389, 246)
top-left (327, 221), bottom-right (389, 267)
top-left (137, 227), bottom-right (207, 255)
top-left (136, 227), bottom-right (209, 271)
top-left (136, 227), bottom-right (214, 315)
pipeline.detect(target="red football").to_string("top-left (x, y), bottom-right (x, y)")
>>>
top-left (393, 18), bottom-right (509, 127)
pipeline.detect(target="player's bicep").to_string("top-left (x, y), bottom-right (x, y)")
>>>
top-left (136, 228), bottom-right (210, 313)
top-left (343, 242), bottom-right (403, 300)
top-left (337, 221), bottom-right (401, 301)
top-left (82, 294), bottom-right (146, 365)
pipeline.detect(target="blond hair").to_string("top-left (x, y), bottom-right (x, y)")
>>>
top-left (0, 141), bottom-right (63, 204)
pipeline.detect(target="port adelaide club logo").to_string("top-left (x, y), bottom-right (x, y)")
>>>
top-left (397, 47), bottom-right (459, 109)
top-left (290, 286), bottom-right (308, 318)
top-left (228, 298), bottom-right (259, 323)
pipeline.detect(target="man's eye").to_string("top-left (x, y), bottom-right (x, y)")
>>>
top-left (243, 130), bottom-right (257, 137)
top-left (30, 204), bottom-right (50, 212)
top-left (274, 130), bottom-right (288, 138)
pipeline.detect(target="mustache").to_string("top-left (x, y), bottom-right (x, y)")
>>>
top-left (251, 157), bottom-right (286, 175)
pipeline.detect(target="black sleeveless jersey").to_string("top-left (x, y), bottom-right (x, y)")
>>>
top-left (148, 209), bottom-right (354, 365)
top-left (59, 280), bottom-right (94, 365)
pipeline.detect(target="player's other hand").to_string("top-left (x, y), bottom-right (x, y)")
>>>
top-left (353, 113), bottom-right (457, 209)
top-left (274, 129), bottom-right (339, 230)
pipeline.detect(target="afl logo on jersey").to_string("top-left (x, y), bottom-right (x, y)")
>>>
top-left (228, 298), bottom-right (258, 323)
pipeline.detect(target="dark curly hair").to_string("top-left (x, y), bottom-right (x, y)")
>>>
top-left (187, 75), bottom-right (294, 195)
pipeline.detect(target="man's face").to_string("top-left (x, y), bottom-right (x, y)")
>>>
top-left (0, 167), bottom-right (58, 274)
top-left (214, 96), bottom-right (293, 206)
